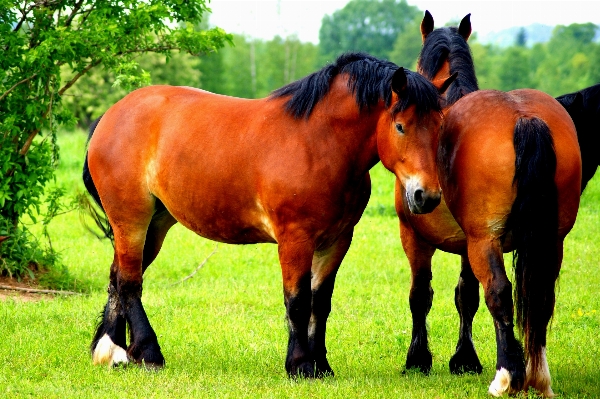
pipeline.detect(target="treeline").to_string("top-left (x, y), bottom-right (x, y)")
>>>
top-left (471, 23), bottom-right (600, 96)
top-left (64, 0), bottom-right (600, 127)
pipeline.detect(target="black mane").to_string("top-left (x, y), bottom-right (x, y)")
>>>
top-left (271, 52), bottom-right (441, 119)
top-left (418, 26), bottom-right (478, 105)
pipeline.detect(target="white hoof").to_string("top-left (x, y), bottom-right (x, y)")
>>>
top-left (93, 334), bottom-right (129, 367)
top-left (488, 368), bottom-right (511, 397)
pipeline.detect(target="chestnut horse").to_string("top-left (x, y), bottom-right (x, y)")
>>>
top-left (394, 12), bottom-right (582, 397)
top-left (83, 53), bottom-right (456, 377)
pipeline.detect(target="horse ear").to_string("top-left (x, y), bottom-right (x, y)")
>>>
top-left (458, 13), bottom-right (472, 41)
top-left (391, 67), bottom-right (408, 95)
top-left (421, 10), bottom-right (434, 42)
top-left (436, 72), bottom-right (459, 95)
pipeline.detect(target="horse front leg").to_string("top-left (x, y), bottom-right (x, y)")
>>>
top-left (467, 239), bottom-right (525, 396)
top-left (399, 218), bottom-right (435, 374)
top-left (308, 228), bottom-right (354, 377)
top-left (449, 255), bottom-right (483, 374)
top-left (278, 236), bottom-right (316, 378)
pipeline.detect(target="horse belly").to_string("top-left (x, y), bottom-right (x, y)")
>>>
top-left (405, 196), bottom-right (467, 254)
top-left (166, 200), bottom-right (277, 245)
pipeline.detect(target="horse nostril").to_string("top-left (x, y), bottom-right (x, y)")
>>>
top-left (414, 189), bottom-right (424, 206)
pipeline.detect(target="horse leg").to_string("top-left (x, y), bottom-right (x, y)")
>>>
top-left (91, 254), bottom-right (128, 366)
top-left (278, 235), bottom-right (316, 377)
top-left (91, 192), bottom-right (166, 368)
top-left (399, 218), bottom-right (435, 374)
top-left (308, 228), bottom-right (354, 377)
top-left (141, 207), bottom-right (177, 273)
top-left (467, 239), bottom-right (525, 396)
top-left (115, 228), bottom-right (165, 368)
top-left (449, 255), bottom-right (483, 374)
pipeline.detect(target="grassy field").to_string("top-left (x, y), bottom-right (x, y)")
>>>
top-left (1, 129), bottom-right (599, 398)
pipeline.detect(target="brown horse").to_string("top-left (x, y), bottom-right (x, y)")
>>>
top-left (395, 12), bottom-right (582, 397)
top-left (83, 53), bottom-right (456, 377)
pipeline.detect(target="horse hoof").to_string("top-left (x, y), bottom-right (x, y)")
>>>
top-left (92, 334), bottom-right (129, 367)
top-left (405, 349), bottom-right (432, 374)
top-left (449, 346), bottom-right (483, 374)
top-left (315, 359), bottom-right (335, 378)
top-left (127, 342), bottom-right (165, 369)
top-left (488, 368), bottom-right (513, 397)
top-left (288, 361), bottom-right (317, 379)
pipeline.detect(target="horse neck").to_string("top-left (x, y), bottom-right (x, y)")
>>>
top-left (313, 79), bottom-right (383, 173)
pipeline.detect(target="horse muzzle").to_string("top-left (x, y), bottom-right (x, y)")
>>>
top-left (405, 180), bottom-right (442, 214)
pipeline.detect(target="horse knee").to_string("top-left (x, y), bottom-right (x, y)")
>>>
top-left (410, 273), bottom-right (433, 315)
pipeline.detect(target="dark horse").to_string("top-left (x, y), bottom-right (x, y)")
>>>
top-left (556, 83), bottom-right (600, 192)
top-left (394, 12), bottom-right (581, 397)
top-left (83, 53), bottom-right (456, 377)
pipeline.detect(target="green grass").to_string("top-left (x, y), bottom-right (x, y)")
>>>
top-left (1, 129), bottom-right (599, 398)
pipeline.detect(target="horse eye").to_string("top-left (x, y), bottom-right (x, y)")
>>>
top-left (395, 123), bottom-right (404, 134)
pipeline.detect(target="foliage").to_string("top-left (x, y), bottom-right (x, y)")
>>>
top-left (0, 0), bottom-right (232, 277)
top-left (63, 51), bottom-right (203, 127)
top-left (318, 0), bottom-right (421, 63)
top-left (388, 14), bottom-right (423, 70)
top-left (472, 22), bottom-right (600, 95)
top-left (197, 34), bottom-right (319, 99)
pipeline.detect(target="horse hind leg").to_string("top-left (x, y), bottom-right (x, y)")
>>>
top-left (308, 228), bottom-right (354, 377)
top-left (142, 202), bottom-right (177, 273)
top-left (91, 195), bottom-right (167, 368)
top-left (449, 255), bottom-right (483, 374)
top-left (467, 239), bottom-right (525, 396)
top-left (91, 255), bottom-right (128, 367)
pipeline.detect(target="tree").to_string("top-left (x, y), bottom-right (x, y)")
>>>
top-left (535, 23), bottom-right (599, 95)
top-left (516, 27), bottom-right (527, 47)
top-left (497, 46), bottom-right (533, 91)
top-left (388, 14), bottom-right (422, 70)
top-left (0, 0), bottom-right (232, 277)
top-left (318, 0), bottom-right (420, 63)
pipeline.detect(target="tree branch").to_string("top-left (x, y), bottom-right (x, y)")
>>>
top-left (18, 106), bottom-right (50, 156)
top-left (0, 73), bottom-right (38, 103)
top-left (77, 4), bottom-right (96, 30)
top-left (58, 59), bottom-right (100, 96)
top-left (0, 284), bottom-right (79, 295)
top-left (13, 2), bottom-right (34, 32)
top-left (64, 0), bottom-right (85, 27)
top-left (169, 245), bottom-right (218, 287)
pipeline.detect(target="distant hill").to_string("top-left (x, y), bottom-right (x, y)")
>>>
top-left (476, 23), bottom-right (554, 47)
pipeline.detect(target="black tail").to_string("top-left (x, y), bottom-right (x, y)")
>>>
top-left (81, 116), bottom-right (114, 243)
top-left (506, 117), bottom-right (559, 375)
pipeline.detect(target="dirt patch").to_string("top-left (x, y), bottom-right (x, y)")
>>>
top-left (0, 275), bottom-right (50, 302)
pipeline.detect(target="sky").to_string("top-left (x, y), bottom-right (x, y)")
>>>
top-left (207, 0), bottom-right (600, 44)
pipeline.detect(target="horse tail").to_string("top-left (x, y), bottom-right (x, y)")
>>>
top-left (507, 116), bottom-right (559, 375)
top-left (81, 116), bottom-right (114, 243)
